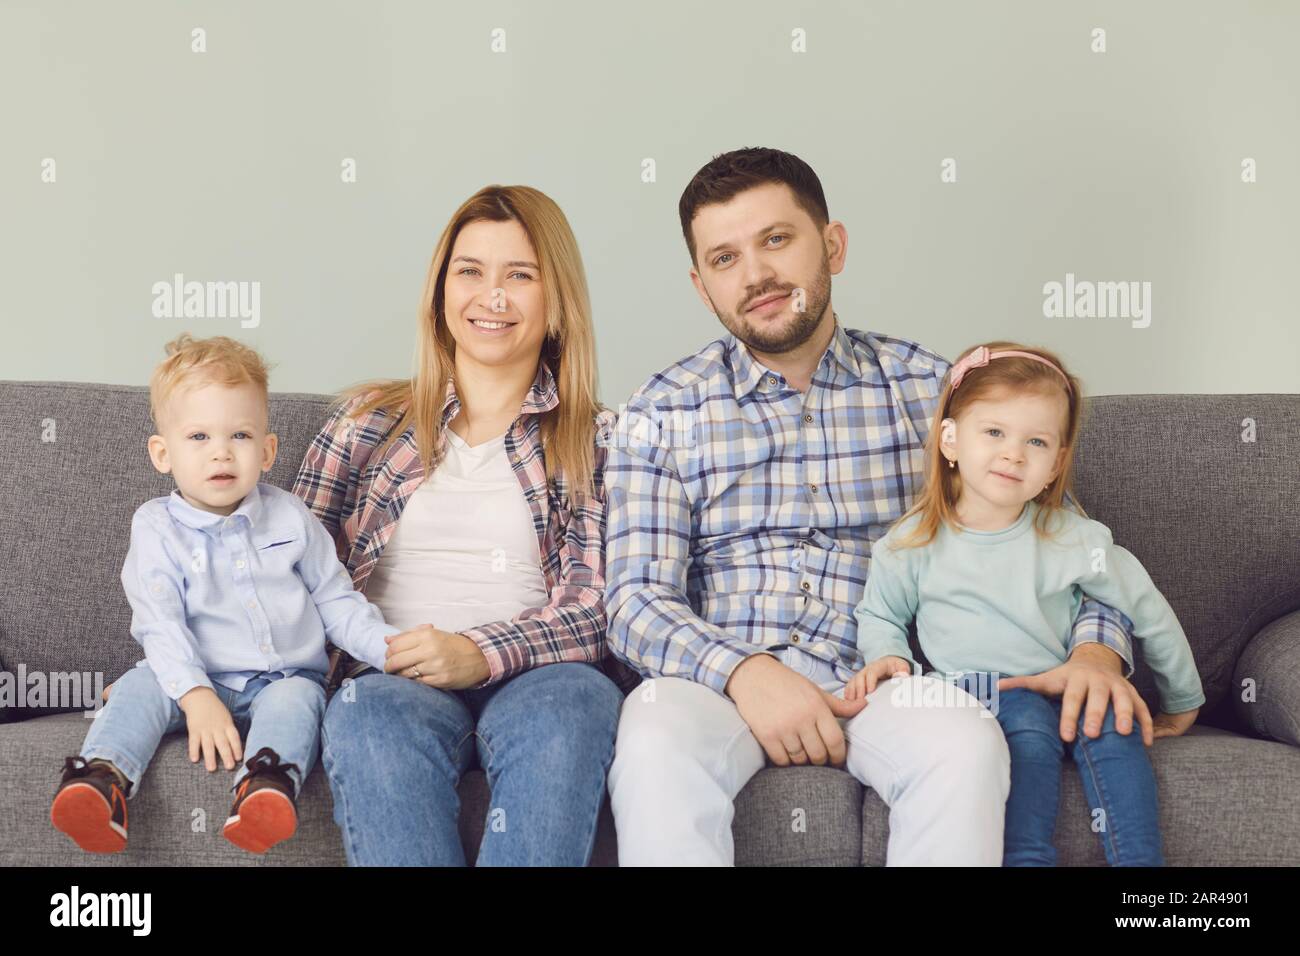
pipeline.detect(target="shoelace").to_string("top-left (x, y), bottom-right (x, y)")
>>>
top-left (235, 747), bottom-right (300, 798)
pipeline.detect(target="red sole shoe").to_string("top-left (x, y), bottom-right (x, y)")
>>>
top-left (50, 782), bottom-right (127, 854)
top-left (222, 788), bottom-right (297, 854)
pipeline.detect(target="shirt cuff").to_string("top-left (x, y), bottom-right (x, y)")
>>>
top-left (700, 640), bottom-right (779, 699)
top-left (152, 665), bottom-right (214, 703)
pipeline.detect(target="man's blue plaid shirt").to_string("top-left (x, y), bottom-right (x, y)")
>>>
top-left (605, 320), bottom-right (1136, 697)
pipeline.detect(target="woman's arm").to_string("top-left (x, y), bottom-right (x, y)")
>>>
top-left (456, 411), bottom-right (615, 687)
top-left (291, 395), bottom-right (364, 546)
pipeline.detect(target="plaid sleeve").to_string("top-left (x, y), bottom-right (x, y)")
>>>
top-left (1061, 489), bottom-right (1137, 677)
top-left (456, 411), bottom-right (616, 688)
top-left (290, 395), bottom-right (363, 551)
top-left (604, 398), bottom-right (772, 698)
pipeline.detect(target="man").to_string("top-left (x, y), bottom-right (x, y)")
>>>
top-left (604, 147), bottom-right (1153, 866)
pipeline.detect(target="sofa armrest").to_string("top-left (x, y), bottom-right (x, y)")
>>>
top-left (1234, 607), bottom-right (1300, 746)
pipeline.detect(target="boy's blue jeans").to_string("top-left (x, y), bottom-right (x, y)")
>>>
top-left (953, 672), bottom-right (1165, 867)
top-left (320, 661), bottom-right (622, 866)
top-left (80, 664), bottom-right (328, 800)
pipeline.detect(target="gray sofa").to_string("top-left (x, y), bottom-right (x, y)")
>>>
top-left (2, 380), bottom-right (1299, 865)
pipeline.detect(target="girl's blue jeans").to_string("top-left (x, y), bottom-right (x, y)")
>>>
top-left (79, 663), bottom-right (328, 799)
top-left (953, 672), bottom-right (1165, 867)
top-left (320, 661), bottom-right (623, 866)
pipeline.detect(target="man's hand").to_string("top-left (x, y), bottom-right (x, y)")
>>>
top-left (178, 686), bottom-right (243, 771)
top-left (1153, 706), bottom-right (1199, 738)
top-left (725, 654), bottom-right (867, 768)
top-left (384, 624), bottom-right (491, 689)
top-left (844, 656), bottom-right (912, 701)
top-left (998, 643), bottom-right (1154, 746)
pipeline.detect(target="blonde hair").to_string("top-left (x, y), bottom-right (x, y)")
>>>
top-left (149, 333), bottom-right (272, 431)
top-left (336, 184), bottom-right (606, 498)
top-left (888, 340), bottom-right (1086, 552)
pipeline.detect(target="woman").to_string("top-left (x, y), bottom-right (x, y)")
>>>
top-left (291, 185), bottom-right (632, 865)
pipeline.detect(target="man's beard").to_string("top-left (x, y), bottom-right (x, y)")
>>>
top-left (715, 257), bottom-right (833, 355)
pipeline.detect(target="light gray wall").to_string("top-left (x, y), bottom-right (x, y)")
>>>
top-left (3, 0), bottom-right (1296, 406)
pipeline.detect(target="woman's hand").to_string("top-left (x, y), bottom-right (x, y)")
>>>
top-left (1152, 706), bottom-right (1199, 738)
top-left (384, 624), bottom-right (491, 690)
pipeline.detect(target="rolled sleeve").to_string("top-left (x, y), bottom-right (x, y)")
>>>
top-left (1068, 596), bottom-right (1137, 679)
top-left (457, 420), bottom-right (614, 687)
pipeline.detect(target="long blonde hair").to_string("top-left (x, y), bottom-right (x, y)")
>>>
top-left (335, 185), bottom-right (605, 497)
top-left (889, 340), bottom-right (1086, 551)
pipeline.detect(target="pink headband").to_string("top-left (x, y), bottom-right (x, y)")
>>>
top-left (949, 346), bottom-right (1072, 394)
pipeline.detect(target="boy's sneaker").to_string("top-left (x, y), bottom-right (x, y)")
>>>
top-left (50, 756), bottom-right (129, 853)
top-left (222, 747), bottom-right (300, 854)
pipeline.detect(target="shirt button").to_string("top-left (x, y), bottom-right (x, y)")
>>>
top-left (247, 600), bottom-right (256, 610)
top-left (791, 634), bottom-right (801, 643)
top-left (235, 559), bottom-right (246, 569)
top-left (803, 413), bottom-right (813, 423)
top-left (767, 376), bottom-right (777, 386)
top-left (801, 581), bottom-right (811, 592)
top-left (260, 643), bottom-right (271, 653)
top-left (809, 483), bottom-right (819, 494)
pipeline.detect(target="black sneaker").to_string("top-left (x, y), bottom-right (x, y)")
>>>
top-left (50, 756), bottom-right (128, 853)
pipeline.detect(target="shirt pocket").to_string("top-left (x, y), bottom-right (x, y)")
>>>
top-left (251, 529), bottom-right (308, 625)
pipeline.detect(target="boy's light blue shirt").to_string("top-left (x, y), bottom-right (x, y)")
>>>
top-left (854, 501), bottom-right (1205, 714)
top-left (121, 481), bottom-right (400, 701)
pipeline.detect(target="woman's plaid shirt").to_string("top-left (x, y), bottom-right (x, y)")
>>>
top-left (604, 322), bottom-right (1137, 697)
top-left (291, 361), bottom-right (634, 693)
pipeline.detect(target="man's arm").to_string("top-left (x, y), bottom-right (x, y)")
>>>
top-left (1061, 488), bottom-right (1136, 677)
top-left (604, 400), bottom-right (772, 697)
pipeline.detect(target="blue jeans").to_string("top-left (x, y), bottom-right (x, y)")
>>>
top-left (953, 672), bottom-right (1164, 867)
top-left (320, 662), bottom-right (623, 866)
top-left (80, 664), bottom-right (328, 799)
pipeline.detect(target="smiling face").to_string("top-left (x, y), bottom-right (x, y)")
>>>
top-left (687, 181), bottom-right (840, 355)
top-left (940, 386), bottom-right (1069, 524)
top-left (147, 379), bottom-right (277, 516)
top-left (442, 218), bottom-right (549, 372)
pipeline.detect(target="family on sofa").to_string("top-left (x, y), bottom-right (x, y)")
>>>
top-left (47, 147), bottom-right (1203, 867)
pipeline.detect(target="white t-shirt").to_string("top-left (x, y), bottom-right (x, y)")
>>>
top-left (363, 427), bottom-right (549, 633)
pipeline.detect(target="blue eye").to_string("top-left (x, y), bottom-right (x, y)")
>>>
top-left (767, 234), bottom-right (787, 246)
top-left (986, 428), bottom-right (1048, 448)
top-left (234, 432), bottom-right (252, 440)
top-left (714, 253), bottom-right (733, 267)
top-left (190, 433), bottom-right (206, 441)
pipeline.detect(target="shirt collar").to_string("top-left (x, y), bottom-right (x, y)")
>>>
top-left (439, 360), bottom-right (560, 429)
top-left (729, 313), bottom-right (861, 400)
top-left (165, 480), bottom-right (264, 532)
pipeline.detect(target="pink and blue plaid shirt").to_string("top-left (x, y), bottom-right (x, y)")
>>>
top-left (605, 320), bottom-right (1137, 697)
top-left (291, 360), bottom-right (634, 693)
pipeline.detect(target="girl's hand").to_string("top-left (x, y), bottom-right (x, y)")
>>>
top-left (1152, 706), bottom-right (1199, 739)
top-left (845, 656), bottom-right (913, 701)
top-left (384, 624), bottom-right (491, 689)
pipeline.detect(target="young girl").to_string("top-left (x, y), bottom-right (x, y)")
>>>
top-left (848, 341), bottom-right (1204, 866)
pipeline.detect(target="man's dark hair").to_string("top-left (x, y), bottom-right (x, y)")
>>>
top-left (678, 147), bottom-right (830, 265)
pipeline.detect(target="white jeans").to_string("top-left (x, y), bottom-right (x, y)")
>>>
top-left (607, 646), bottom-right (1011, 865)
